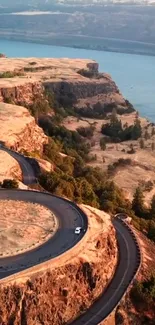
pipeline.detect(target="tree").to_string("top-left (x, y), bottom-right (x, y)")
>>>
top-left (151, 142), bottom-right (155, 151)
top-left (132, 187), bottom-right (145, 218)
top-left (100, 137), bottom-right (106, 151)
top-left (151, 127), bottom-right (155, 137)
top-left (150, 195), bottom-right (155, 219)
top-left (54, 180), bottom-right (74, 200)
top-left (77, 126), bottom-right (94, 139)
top-left (147, 220), bottom-right (155, 242)
top-left (131, 117), bottom-right (142, 140)
top-left (139, 138), bottom-right (145, 149)
top-left (144, 130), bottom-right (150, 141)
top-left (2, 179), bottom-right (18, 189)
top-left (76, 178), bottom-right (99, 208)
top-left (110, 107), bottom-right (118, 124)
top-left (39, 172), bottom-right (60, 193)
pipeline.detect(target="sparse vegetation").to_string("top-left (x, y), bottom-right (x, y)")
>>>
top-left (140, 138), bottom-right (145, 149)
top-left (132, 187), bottom-right (155, 243)
top-left (130, 275), bottom-right (155, 318)
top-left (100, 137), bottom-right (106, 151)
top-left (38, 133), bottom-right (131, 214)
top-left (1, 179), bottom-right (19, 189)
top-left (102, 113), bottom-right (142, 142)
top-left (0, 70), bottom-right (24, 78)
top-left (77, 126), bottom-right (95, 138)
top-left (108, 158), bottom-right (132, 175)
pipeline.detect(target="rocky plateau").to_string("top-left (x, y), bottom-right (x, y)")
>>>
top-left (0, 58), bottom-right (128, 112)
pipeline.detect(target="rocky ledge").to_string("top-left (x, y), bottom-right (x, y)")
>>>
top-left (0, 102), bottom-right (48, 152)
top-left (0, 58), bottom-right (129, 112)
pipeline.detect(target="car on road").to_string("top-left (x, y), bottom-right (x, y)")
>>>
top-left (75, 227), bottom-right (82, 234)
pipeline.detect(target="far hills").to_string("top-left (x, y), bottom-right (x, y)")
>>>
top-left (0, 3), bottom-right (155, 55)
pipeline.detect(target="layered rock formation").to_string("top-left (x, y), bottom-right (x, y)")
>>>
top-left (0, 102), bottom-right (48, 152)
top-left (0, 58), bottom-right (128, 112)
top-left (0, 150), bottom-right (22, 182)
top-left (0, 205), bottom-right (118, 325)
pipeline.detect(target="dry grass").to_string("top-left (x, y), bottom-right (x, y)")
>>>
top-left (0, 200), bottom-right (57, 257)
top-left (0, 58), bottom-right (97, 85)
top-left (63, 113), bottom-right (155, 205)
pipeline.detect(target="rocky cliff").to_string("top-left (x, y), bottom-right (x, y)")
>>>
top-left (0, 58), bottom-right (128, 112)
top-left (0, 205), bottom-right (118, 325)
top-left (0, 150), bottom-right (22, 182)
top-left (0, 102), bottom-right (48, 152)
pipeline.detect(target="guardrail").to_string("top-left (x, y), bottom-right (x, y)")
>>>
top-left (102, 216), bottom-right (142, 324)
top-left (116, 216), bottom-right (142, 279)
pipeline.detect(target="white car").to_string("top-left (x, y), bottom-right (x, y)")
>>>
top-left (75, 227), bottom-right (82, 234)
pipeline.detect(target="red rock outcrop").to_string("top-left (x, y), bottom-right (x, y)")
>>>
top-left (0, 102), bottom-right (48, 153)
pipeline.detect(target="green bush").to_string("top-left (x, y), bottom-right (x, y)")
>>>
top-left (101, 116), bottom-right (142, 142)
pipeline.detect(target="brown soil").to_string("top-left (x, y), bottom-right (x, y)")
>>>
top-left (0, 200), bottom-right (57, 258)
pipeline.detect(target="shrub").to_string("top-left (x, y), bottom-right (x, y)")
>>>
top-left (0, 71), bottom-right (24, 78)
top-left (1, 179), bottom-right (18, 189)
top-left (101, 116), bottom-right (142, 142)
top-left (77, 126), bottom-right (95, 138)
top-left (100, 137), bottom-right (106, 151)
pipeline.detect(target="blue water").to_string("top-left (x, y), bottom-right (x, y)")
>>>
top-left (0, 39), bottom-right (155, 121)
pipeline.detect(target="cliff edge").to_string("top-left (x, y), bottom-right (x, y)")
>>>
top-left (0, 58), bottom-right (129, 113)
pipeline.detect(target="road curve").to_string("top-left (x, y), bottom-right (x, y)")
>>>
top-left (0, 189), bottom-right (88, 279)
top-left (71, 218), bottom-right (140, 324)
top-left (0, 146), bottom-right (36, 185)
top-left (0, 148), bottom-right (141, 324)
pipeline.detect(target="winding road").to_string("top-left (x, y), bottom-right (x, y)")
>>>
top-left (0, 147), bottom-right (141, 324)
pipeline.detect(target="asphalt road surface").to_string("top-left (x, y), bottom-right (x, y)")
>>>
top-left (71, 218), bottom-right (140, 324)
top-left (0, 148), bottom-right (141, 324)
top-left (0, 146), bottom-right (36, 184)
top-left (0, 189), bottom-right (87, 279)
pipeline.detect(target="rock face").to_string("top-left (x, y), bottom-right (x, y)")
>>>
top-left (0, 150), bottom-right (22, 182)
top-left (0, 102), bottom-right (48, 152)
top-left (0, 58), bottom-right (128, 112)
top-left (0, 205), bottom-right (118, 325)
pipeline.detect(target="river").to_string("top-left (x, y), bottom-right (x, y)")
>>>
top-left (0, 39), bottom-right (155, 121)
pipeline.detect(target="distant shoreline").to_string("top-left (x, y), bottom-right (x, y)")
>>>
top-left (0, 34), bottom-right (155, 57)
